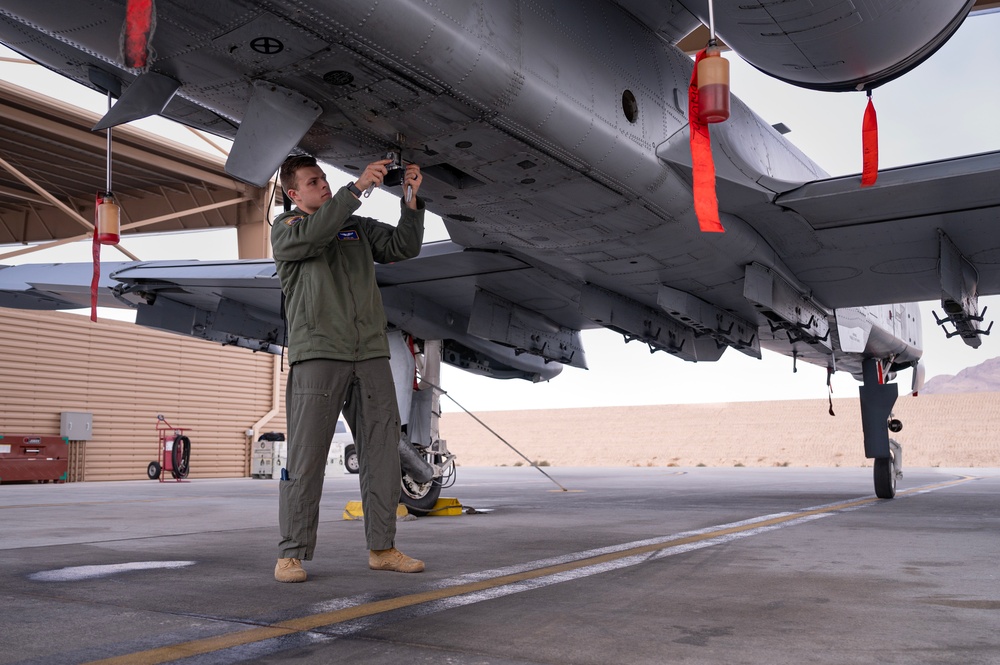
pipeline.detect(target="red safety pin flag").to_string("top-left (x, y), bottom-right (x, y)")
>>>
top-left (90, 194), bottom-right (101, 322)
top-left (861, 91), bottom-right (879, 187)
top-left (123, 0), bottom-right (156, 69)
top-left (688, 49), bottom-right (725, 233)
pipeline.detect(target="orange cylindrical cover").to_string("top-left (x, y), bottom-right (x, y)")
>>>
top-left (697, 49), bottom-right (730, 123)
top-left (96, 200), bottom-right (120, 245)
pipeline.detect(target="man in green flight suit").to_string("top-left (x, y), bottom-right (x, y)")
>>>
top-left (271, 154), bottom-right (425, 583)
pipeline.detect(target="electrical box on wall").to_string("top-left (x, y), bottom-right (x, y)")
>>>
top-left (60, 412), bottom-right (93, 441)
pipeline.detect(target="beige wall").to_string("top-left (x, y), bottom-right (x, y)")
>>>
top-left (0, 308), bottom-right (287, 481)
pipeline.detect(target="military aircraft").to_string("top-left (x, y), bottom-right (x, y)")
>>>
top-left (1, 0), bottom-right (999, 504)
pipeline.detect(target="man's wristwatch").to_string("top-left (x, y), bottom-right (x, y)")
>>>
top-left (346, 182), bottom-right (363, 198)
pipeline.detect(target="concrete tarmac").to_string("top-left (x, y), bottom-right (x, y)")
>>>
top-left (1, 466), bottom-right (998, 664)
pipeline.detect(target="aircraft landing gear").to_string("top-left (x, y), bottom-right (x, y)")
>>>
top-left (872, 435), bottom-right (904, 499)
top-left (400, 472), bottom-right (442, 516)
top-left (399, 439), bottom-right (456, 516)
top-left (859, 358), bottom-right (900, 499)
top-left (889, 437), bottom-right (903, 479)
top-left (873, 451), bottom-right (896, 499)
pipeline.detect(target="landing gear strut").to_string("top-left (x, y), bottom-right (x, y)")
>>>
top-left (859, 358), bottom-right (899, 499)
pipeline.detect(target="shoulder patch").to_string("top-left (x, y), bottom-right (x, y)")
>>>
top-left (338, 230), bottom-right (360, 241)
top-left (284, 215), bottom-right (304, 227)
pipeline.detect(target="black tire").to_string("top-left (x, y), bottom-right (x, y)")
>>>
top-left (874, 456), bottom-right (896, 499)
top-left (399, 473), bottom-right (442, 516)
top-left (344, 444), bottom-right (360, 474)
top-left (147, 461), bottom-right (161, 480)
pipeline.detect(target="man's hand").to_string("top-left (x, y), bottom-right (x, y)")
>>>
top-left (351, 158), bottom-right (422, 209)
top-left (353, 159), bottom-right (392, 196)
top-left (403, 163), bottom-right (423, 210)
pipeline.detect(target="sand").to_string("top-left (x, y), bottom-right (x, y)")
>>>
top-left (438, 392), bottom-right (1000, 469)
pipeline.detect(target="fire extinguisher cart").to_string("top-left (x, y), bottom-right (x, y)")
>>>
top-left (147, 414), bottom-right (191, 482)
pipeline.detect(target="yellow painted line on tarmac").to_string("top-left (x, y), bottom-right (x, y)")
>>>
top-left (895, 475), bottom-right (977, 496)
top-left (85, 474), bottom-right (978, 665)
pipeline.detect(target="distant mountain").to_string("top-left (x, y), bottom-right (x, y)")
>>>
top-left (920, 355), bottom-right (1000, 394)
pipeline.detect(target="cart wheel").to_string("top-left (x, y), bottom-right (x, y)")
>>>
top-left (147, 461), bottom-right (161, 480)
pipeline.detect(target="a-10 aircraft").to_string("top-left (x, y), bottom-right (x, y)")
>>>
top-left (1, 0), bottom-right (999, 506)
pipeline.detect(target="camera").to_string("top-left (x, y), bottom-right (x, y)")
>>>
top-left (383, 151), bottom-right (403, 187)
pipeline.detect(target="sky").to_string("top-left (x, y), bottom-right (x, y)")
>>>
top-left (2, 10), bottom-right (1000, 413)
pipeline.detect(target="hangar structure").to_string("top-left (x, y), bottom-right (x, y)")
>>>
top-left (0, 79), bottom-right (273, 261)
top-left (0, 78), bottom-right (288, 482)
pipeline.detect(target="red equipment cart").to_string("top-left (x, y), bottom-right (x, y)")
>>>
top-left (147, 414), bottom-right (191, 482)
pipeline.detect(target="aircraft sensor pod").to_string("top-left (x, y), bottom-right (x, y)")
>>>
top-left (696, 45), bottom-right (730, 124)
top-left (95, 192), bottom-right (120, 245)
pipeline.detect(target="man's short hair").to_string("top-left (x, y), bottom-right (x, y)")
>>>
top-left (279, 155), bottom-right (318, 194)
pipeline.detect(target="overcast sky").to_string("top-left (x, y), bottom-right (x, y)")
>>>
top-left (2, 10), bottom-right (999, 413)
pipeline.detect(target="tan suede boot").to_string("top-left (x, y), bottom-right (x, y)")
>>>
top-left (274, 557), bottom-right (307, 583)
top-left (369, 548), bottom-right (424, 573)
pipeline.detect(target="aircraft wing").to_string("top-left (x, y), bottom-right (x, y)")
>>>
top-left (774, 151), bottom-right (1000, 311)
top-left (0, 243), bottom-right (570, 381)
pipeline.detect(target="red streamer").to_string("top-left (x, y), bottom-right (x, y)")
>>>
top-left (407, 334), bottom-right (419, 391)
top-left (688, 49), bottom-right (725, 233)
top-left (90, 202), bottom-right (100, 322)
top-left (861, 95), bottom-right (879, 187)
top-left (123, 0), bottom-right (154, 69)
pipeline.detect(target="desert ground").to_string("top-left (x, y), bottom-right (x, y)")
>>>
top-left (438, 392), bottom-right (999, 469)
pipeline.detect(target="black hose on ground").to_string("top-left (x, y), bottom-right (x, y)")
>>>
top-left (171, 435), bottom-right (191, 479)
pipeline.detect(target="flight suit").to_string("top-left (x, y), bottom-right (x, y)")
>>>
top-left (272, 186), bottom-right (424, 558)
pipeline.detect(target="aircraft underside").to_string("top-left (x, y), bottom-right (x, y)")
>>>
top-left (2, 0), bottom-right (999, 498)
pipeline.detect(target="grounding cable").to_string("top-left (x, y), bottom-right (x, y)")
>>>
top-left (422, 379), bottom-right (569, 492)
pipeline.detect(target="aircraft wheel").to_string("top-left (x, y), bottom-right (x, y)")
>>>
top-left (343, 444), bottom-right (360, 474)
top-left (873, 456), bottom-right (896, 499)
top-left (399, 472), bottom-right (442, 516)
top-left (147, 461), bottom-right (161, 480)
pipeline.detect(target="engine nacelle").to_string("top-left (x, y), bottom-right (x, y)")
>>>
top-left (680, 0), bottom-right (974, 91)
